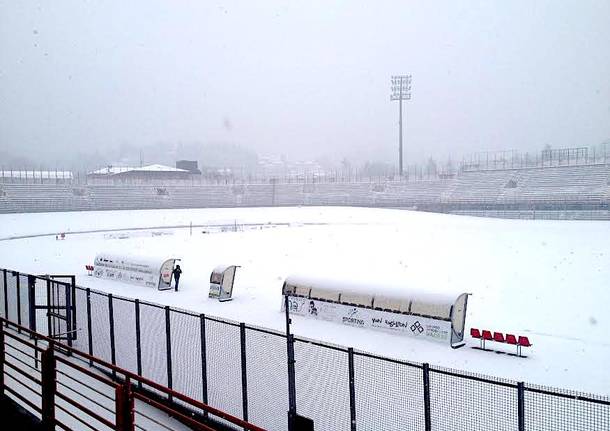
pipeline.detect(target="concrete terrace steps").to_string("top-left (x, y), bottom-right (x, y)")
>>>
top-left (1, 164), bottom-right (609, 214)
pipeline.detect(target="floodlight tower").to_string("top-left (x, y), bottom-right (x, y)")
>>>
top-left (391, 75), bottom-right (412, 176)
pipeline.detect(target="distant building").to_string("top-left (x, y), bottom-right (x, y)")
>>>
top-left (176, 160), bottom-right (202, 174)
top-left (87, 164), bottom-right (200, 185)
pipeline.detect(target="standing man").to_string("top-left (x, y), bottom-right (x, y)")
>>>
top-left (172, 264), bottom-right (182, 291)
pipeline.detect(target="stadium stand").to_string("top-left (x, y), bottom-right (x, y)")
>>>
top-left (1, 164), bottom-right (609, 220)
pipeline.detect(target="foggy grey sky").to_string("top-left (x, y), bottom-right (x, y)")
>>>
top-left (1, 1), bottom-right (609, 166)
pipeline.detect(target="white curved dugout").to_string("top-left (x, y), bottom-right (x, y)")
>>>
top-left (93, 253), bottom-right (179, 290)
top-left (282, 275), bottom-right (470, 348)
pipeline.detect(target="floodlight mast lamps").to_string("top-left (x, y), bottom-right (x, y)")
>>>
top-left (391, 75), bottom-right (412, 176)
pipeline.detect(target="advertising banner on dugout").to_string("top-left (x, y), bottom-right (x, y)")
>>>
top-left (94, 261), bottom-right (157, 287)
top-left (93, 254), bottom-right (177, 290)
top-left (282, 296), bottom-right (451, 344)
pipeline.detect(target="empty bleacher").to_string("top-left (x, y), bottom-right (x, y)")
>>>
top-left (1, 164), bottom-right (609, 220)
top-left (498, 165), bottom-right (609, 204)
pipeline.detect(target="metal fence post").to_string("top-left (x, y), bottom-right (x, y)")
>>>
top-left (284, 295), bottom-right (297, 431)
top-left (165, 306), bottom-right (173, 401)
top-left (200, 314), bottom-right (208, 417)
top-left (46, 278), bottom-right (51, 338)
top-left (69, 276), bottom-right (77, 342)
top-left (116, 377), bottom-right (135, 431)
top-left (15, 272), bottom-right (21, 329)
top-left (108, 294), bottom-right (116, 378)
top-left (41, 345), bottom-right (56, 430)
top-left (27, 275), bottom-right (36, 333)
top-left (423, 363), bottom-right (431, 431)
top-left (348, 348), bottom-right (357, 431)
top-left (135, 299), bottom-right (142, 389)
top-left (518, 382), bottom-right (525, 431)
top-left (64, 282), bottom-right (73, 350)
top-left (86, 288), bottom-right (93, 365)
top-left (240, 322), bottom-right (249, 424)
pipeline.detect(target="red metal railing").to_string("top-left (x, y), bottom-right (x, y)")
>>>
top-left (0, 317), bottom-right (267, 431)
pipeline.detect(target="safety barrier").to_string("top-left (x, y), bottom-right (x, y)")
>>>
top-left (2, 267), bottom-right (609, 431)
top-left (0, 317), bottom-right (266, 431)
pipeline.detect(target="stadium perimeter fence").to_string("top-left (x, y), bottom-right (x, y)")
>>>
top-left (1, 268), bottom-right (609, 431)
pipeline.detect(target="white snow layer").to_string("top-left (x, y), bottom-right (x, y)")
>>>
top-left (0, 206), bottom-right (608, 395)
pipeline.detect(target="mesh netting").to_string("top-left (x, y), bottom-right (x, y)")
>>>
top-left (72, 287), bottom-right (90, 353)
top-left (111, 297), bottom-right (137, 373)
top-left (32, 278), bottom-right (49, 336)
top-left (18, 274), bottom-right (30, 329)
top-left (49, 280), bottom-right (68, 338)
top-left (429, 367), bottom-right (518, 431)
top-left (89, 291), bottom-right (112, 363)
top-left (353, 352), bottom-right (425, 431)
top-left (205, 317), bottom-right (243, 421)
top-left (294, 340), bottom-right (351, 431)
top-left (2, 275), bottom-right (605, 431)
top-left (138, 302), bottom-right (168, 389)
top-left (246, 327), bottom-right (289, 431)
top-left (6, 271), bottom-right (19, 324)
top-left (524, 384), bottom-right (610, 431)
top-left (170, 310), bottom-right (203, 411)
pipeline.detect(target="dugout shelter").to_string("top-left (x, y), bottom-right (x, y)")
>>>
top-left (282, 276), bottom-right (469, 348)
top-left (209, 265), bottom-right (240, 301)
top-left (94, 253), bottom-right (179, 290)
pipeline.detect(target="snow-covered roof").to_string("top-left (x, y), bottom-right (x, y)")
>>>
top-left (0, 171), bottom-right (73, 179)
top-left (283, 274), bottom-right (466, 306)
top-left (131, 164), bottom-right (188, 172)
top-left (212, 264), bottom-right (240, 274)
top-left (89, 164), bottom-right (188, 175)
top-left (89, 166), bottom-right (134, 175)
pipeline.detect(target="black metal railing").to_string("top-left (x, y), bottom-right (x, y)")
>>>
top-left (2, 267), bottom-right (609, 431)
top-left (0, 317), bottom-right (267, 431)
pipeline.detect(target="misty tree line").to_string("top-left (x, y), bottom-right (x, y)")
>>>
top-left (1, 141), bottom-right (609, 184)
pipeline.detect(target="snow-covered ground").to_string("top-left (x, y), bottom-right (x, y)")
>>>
top-left (1, 207), bottom-right (609, 395)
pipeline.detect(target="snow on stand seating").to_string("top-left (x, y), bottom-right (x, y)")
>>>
top-left (282, 275), bottom-right (470, 348)
top-left (470, 327), bottom-right (533, 357)
top-left (93, 253), bottom-right (180, 290)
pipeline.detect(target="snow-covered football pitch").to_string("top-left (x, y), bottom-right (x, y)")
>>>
top-left (1, 206), bottom-right (608, 396)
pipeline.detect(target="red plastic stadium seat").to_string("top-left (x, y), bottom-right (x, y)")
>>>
top-left (518, 336), bottom-right (532, 347)
top-left (470, 328), bottom-right (481, 339)
top-left (505, 334), bottom-right (518, 345)
top-left (481, 330), bottom-right (493, 341)
top-left (493, 332), bottom-right (505, 343)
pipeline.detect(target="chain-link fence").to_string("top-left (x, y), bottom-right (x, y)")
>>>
top-left (1, 267), bottom-right (609, 431)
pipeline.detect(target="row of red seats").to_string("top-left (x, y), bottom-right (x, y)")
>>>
top-left (85, 264), bottom-right (94, 275)
top-left (470, 328), bottom-right (532, 356)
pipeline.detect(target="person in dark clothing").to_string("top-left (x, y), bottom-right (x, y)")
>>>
top-left (172, 265), bottom-right (182, 291)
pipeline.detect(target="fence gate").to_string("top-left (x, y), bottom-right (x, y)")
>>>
top-left (28, 274), bottom-right (77, 347)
